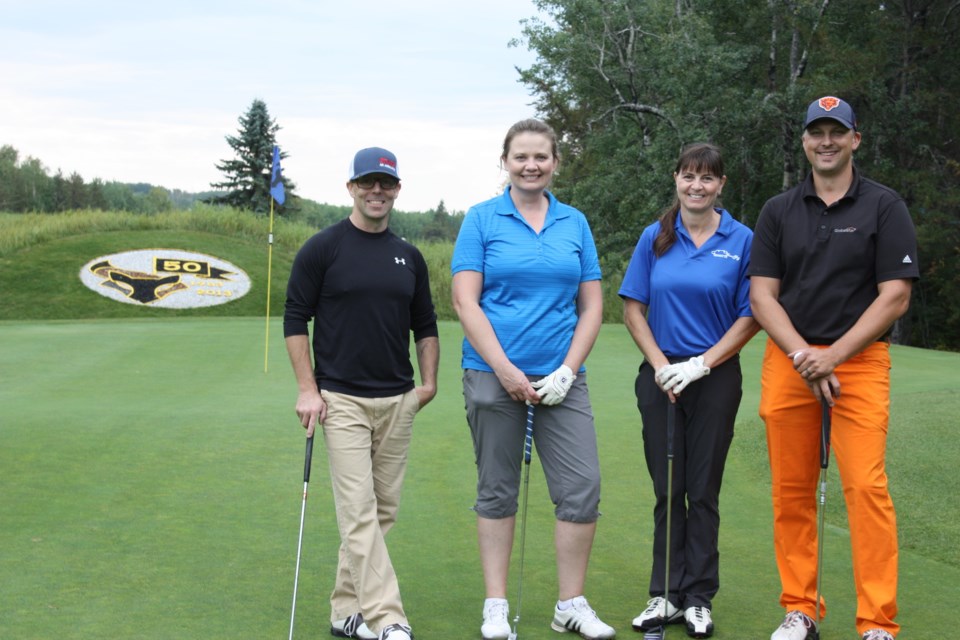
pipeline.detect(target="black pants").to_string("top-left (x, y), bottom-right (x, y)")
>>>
top-left (635, 355), bottom-right (742, 609)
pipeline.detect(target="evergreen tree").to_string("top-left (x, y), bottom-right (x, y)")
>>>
top-left (50, 170), bottom-right (68, 212)
top-left (208, 99), bottom-right (296, 214)
top-left (422, 200), bottom-right (463, 242)
top-left (66, 172), bottom-right (87, 210)
top-left (87, 178), bottom-right (108, 211)
top-left (0, 145), bottom-right (21, 211)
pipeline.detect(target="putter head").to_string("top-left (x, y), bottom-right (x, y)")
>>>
top-left (643, 626), bottom-right (665, 640)
top-left (508, 634), bottom-right (517, 640)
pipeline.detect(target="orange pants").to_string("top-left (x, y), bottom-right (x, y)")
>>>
top-left (759, 338), bottom-right (898, 636)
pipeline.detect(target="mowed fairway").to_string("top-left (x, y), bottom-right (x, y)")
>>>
top-left (1, 319), bottom-right (958, 639)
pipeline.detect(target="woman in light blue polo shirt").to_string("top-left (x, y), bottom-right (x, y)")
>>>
top-left (452, 119), bottom-right (615, 640)
top-left (619, 143), bottom-right (758, 639)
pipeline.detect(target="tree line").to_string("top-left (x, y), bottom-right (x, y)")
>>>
top-left (0, 137), bottom-right (464, 243)
top-left (0, 145), bottom-right (198, 214)
top-left (514, 0), bottom-right (959, 351)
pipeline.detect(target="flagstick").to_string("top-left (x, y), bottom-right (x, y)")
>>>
top-left (265, 144), bottom-right (284, 374)
top-left (264, 197), bottom-right (275, 373)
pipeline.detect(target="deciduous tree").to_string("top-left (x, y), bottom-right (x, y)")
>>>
top-left (515, 0), bottom-right (960, 349)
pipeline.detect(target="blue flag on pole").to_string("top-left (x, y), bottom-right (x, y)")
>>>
top-left (270, 145), bottom-right (285, 205)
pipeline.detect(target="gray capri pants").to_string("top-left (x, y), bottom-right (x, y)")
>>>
top-left (463, 369), bottom-right (601, 523)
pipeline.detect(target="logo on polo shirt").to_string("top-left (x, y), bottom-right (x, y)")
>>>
top-left (833, 227), bottom-right (857, 233)
top-left (902, 254), bottom-right (913, 264)
top-left (711, 249), bottom-right (741, 261)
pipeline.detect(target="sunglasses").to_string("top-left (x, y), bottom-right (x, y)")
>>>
top-left (354, 175), bottom-right (400, 190)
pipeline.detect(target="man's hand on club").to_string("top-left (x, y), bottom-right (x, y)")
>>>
top-left (532, 364), bottom-right (576, 405)
top-left (295, 388), bottom-right (326, 437)
top-left (656, 356), bottom-right (711, 394)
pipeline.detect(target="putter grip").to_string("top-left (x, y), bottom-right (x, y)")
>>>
top-left (303, 436), bottom-right (314, 483)
top-left (524, 405), bottom-right (534, 464)
top-left (666, 401), bottom-right (676, 459)
top-left (820, 400), bottom-right (832, 470)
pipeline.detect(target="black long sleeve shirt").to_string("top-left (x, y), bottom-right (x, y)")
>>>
top-left (284, 218), bottom-right (438, 397)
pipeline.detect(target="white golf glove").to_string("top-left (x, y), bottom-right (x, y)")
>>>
top-left (532, 364), bottom-right (576, 405)
top-left (656, 356), bottom-right (710, 394)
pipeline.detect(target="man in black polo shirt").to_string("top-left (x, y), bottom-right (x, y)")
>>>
top-left (749, 97), bottom-right (918, 640)
top-left (284, 147), bottom-right (439, 640)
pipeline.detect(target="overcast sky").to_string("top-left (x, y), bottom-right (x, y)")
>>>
top-left (0, 0), bottom-right (545, 212)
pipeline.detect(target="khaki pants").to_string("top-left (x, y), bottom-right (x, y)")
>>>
top-left (320, 389), bottom-right (419, 633)
top-left (759, 339), bottom-right (898, 636)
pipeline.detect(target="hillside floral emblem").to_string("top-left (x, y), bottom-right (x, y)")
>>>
top-left (79, 249), bottom-right (251, 308)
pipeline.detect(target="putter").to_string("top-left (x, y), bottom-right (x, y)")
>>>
top-left (642, 401), bottom-right (676, 640)
top-left (508, 404), bottom-right (535, 640)
top-left (815, 399), bottom-right (832, 629)
top-left (289, 435), bottom-right (315, 640)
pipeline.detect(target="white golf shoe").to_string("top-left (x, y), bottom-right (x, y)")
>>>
top-left (770, 610), bottom-right (818, 640)
top-left (551, 596), bottom-right (616, 639)
top-left (632, 597), bottom-right (683, 631)
top-left (684, 606), bottom-right (714, 638)
top-left (481, 598), bottom-right (511, 640)
top-left (331, 613), bottom-right (377, 639)
top-left (377, 623), bottom-right (413, 640)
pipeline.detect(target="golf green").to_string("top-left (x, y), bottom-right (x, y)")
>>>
top-left (1, 319), bottom-right (956, 638)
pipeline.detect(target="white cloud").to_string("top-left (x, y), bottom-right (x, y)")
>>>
top-left (281, 115), bottom-right (515, 213)
top-left (0, 0), bottom-right (542, 212)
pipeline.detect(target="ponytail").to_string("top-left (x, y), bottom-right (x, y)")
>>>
top-left (653, 199), bottom-right (681, 257)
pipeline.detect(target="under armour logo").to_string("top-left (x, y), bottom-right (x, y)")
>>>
top-left (394, 257), bottom-right (406, 265)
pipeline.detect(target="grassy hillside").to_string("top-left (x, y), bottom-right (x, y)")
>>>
top-left (0, 208), bottom-right (457, 321)
top-left (0, 209), bottom-right (631, 323)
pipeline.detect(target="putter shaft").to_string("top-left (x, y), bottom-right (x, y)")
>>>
top-left (815, 401), bottom-right (831, 624)
top-left (289, 436), bottom-right (314, 640)
top-left (510, 405), bottom-right (535, 639)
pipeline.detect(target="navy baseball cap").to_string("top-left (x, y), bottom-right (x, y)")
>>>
top-left (348, 147), bottom-right (400, 181)
top-left (804, 96), bottom-right (857, 130)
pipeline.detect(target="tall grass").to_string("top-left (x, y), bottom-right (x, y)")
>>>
top-left (0, 206), bottom-right (316, 257)
top-left (417, 241), bottom-right (455, 321)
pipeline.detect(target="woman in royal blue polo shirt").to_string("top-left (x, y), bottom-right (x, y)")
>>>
top-left (619, 143), bottom-right (758, 639)
top-left (452, 118), bottom-right (615, 640)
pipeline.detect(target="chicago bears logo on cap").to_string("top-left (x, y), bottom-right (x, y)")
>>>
top-left (804, 96), bottom-right (856, 130)
top-left (818, 96), bottom-right (841, 111)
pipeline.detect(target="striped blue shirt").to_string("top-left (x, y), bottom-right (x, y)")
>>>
top-left (452, 188), bottom-right (601, 376)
